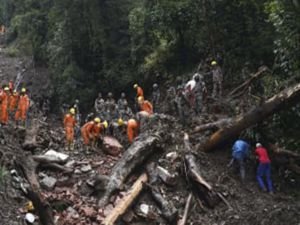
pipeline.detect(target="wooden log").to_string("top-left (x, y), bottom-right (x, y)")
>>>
top-left (22, 119), bottom-right (40, 150)
top-left (269, 144), bottom-right (300, 159)
top-left (98, 132), bottom-right (161, 206)
top-left (193, 118), bottom-right (233, 133)
top-left (177, 193), bottom-right (192, 225)
top-left (102, 173), bottom-right (148, 225)
top-left (227, 66), bottom-right (269, 98)
top-left (199, 82), bottom-right (300, 152)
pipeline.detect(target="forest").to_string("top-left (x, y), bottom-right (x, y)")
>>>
top-left (0, 0), bottom-right (299, 225)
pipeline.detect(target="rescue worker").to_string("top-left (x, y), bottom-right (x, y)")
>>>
top-left (105, 92), bottom-right (117, 122)
top-left (63, 108), bottom-right (76, 150)
top-left (117, 92), bottom-right (128, 118)
top-left (165, 85), bottom-right (176, 115)
top-left (228, 139), bottom-right (250, 182)
top-left (175, 85), bottom-right (189, 126)
top-left (94, 92), bottom-right (105, 118)
top-left (184, 75), bottom-right (197, 109)
top-left (152, 83), bottom-right (160, 113)
top-left (255, 143), bottom-right (273, 193)
top-left (0, 87), bottom-right (10, 125)
top-left (211, 60), bottom-right (223, 98)
top-left (133, 84), bottom-right (144, 98)
top-left (123, 101), bottom-right (134, 120)
top-left (137, 96), bottom-right (153, 116)
top-left (9, 90), bottom-right (19, 119)
top-left (72, 99), bottom-right (81, 139)
top-left (9, 80), bottom-right (14, 93)
top-left (193, 73), bottom-right (206, 114)
top-left (118, 118), bottom-right (139, 143)
top-left (15, 88), bottom-right (30, 128)
top-left (81, 117), bottom-right (107, 151)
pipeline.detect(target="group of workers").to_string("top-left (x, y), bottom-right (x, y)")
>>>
top-left (0, 81), bottom-right (30, 127)
top-left (63, 83), bottom-right (154, 151)
top-left (229, 140), bottom-right (273, 194)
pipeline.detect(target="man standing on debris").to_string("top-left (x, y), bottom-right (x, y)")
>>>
top-left (211, 60), bottom-right (223, 98)
top-left (117, 118), bottom-right (139, 143)
top-left (137, 96), bottom-right (153, 116)
top-left (9, 90), bottom-right (19, 119)
top-left (105, 92), bottom-right (117, 123)
top-left (15, 88), bottom-right (30, 127)
top-left (63, 108), bottom-right (76, 150)
top-left (152, 83), bottom-right (160, 113)
top-left (228, 139), bottom-right (250, 181)
top-left (255, 143), bottom-right (273, 193)
top-left (94, 92), bottom-right (105, 118)
top-left (81, 117), bottom-right (106, 151)
top-left (0, 87), bottom-right (10, 125)
top-left (117, 92), bottom-right (128, 118)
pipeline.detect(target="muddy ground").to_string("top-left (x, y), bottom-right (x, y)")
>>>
top-left (0, 45), bottom-right (300, 225)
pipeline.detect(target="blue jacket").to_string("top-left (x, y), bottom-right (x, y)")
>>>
top-left (232, 140), bottom-right (249, 160)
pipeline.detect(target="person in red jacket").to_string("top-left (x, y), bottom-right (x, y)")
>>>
top-left (255, 143), bottom-right (273, 193)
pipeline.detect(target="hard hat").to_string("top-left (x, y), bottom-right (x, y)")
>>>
top-left (256, 143), bottom-right (262, 148)
top-left (102, 120), bottom-right (108, 129)
top-left (13, 89), bottom-right (17, 93)
top-left (69, 108), bottom-right (75, 115)
top-left (193, 73), bottom-right (200, 81)
top-left (25, 213), bottom-right (35, 223)
top-left (121, 92), bottom-right (126, 98)
top-left (4, 86), bottom-right (9, 91)
top-left (211, 61), bottom-right (217, 66)
top-left (153, 83), bottom-right (158, 89)
top-left (108, 92), bottom-right (113, 98)
top-left (21, 88), bottom-right (26, 93)
top-left (94, 117), bottom-right (101, 123)
top-left (137, 96), bottom-right (144, 103)
top-left (118, 118), bottom-right (124, 126)
top-left (25, 201), bottom-right (34, 211)
top-left (133, 84), bottom-right (138, 89)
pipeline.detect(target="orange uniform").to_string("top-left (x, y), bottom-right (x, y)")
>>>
top-left (63, 113), bottom-right (76, 144)
top-left (15, 94), bottom-right (30, 122)
top-left (127, 119), bottom-right (139, 143)
top-left (137, 87), bottom-right (144, 98)
top-left (81, 121), bottom-right (102, 145)
top-left (139, 100), bottom-right (153, 115)
top-left (9, 92), bottom-right (19, 112)
top-left (0, 91), bottom-right (9, 124)
top-left (9, 81), bottom-right (14, 92)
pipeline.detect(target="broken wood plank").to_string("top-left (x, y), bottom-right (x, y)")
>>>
top-left (177, 193), bottom-right (192, 225)
top-left (98, 132), bottom-right (161, 207)
top-left (199, 82), bottom-right (300, 152)
top-left (102, 173), bottom-right (148, 225)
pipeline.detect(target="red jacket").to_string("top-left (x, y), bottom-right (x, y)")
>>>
top-left (255, 147), bottom-right (271, 163)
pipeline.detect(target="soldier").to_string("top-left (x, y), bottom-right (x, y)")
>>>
top-left (117, 92), bottom-right (128, 119)
top-left (165, 85), bottom-right (177, 115)
top-left (94, 92), bottom-right (105, 118)
top-left (211, 60), bottom-right (223, 98)
top-left (152, 83), bottom-right (160, 113)
top-left (123, 101), bottom-right (134, 120)
top-left (193, 73), bottom-right (206, 114)
top-left (174, 85), bottom-right (189, 126)
top-left (105, 92), bottom-right (117, 134)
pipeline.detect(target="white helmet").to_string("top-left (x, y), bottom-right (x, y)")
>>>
top-left (256, 143), bottom-right (262, 148)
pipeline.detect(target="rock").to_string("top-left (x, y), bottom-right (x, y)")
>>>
top-left (67, 206), bottom-right (80, 219)
top-left (74, 169), bottom-right (81, 174)
top-left (122, 210), bottom-right (135, 223)
top-left (103, 136), bottom-right (123, 156)
top-left (45, 149), bottom-right (69, 161)
top-left (81, 164), bottom-right (92, 173)
top-left (40, 176), bottom-right (57, 191)
top-left (65, 160), bottom-right (76, 168)
top-left (103, 204), bottom-right (114, 216)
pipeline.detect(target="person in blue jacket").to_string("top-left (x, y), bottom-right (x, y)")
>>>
top-left (227, 139), bottom-right (250, 181)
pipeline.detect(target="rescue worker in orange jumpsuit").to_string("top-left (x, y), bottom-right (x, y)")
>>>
top-left (0, 87), bottom-right (10, 125)
top-left (118, 118), bottom-right (139, 143)
top-left (9, 80), bottom-right (14, 93)
top-left (63, 108), bottom-right (76, 150)
top-left (134, 84), bottom-right (144, 98)
top-left (81, 117), bottom-right (107, 151)
top-left (137, 96), bottom-right (153, 115)
top-left (9, 90), bottom-right (19, 118)
top-left (15, 88), bottom-right (30, 127)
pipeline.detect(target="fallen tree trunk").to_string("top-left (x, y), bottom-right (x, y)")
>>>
top-left (98, 132), bottom-right (161, 206)
top-left (227, 66), bottom-right (269, 98)
top-left (23, 119), bottom-right (40, 150)
top-left (15, 155), bottom-right (55, 225)
top-left (200, 82), bottom-right (300, 152)
top-left (193, 118), bottom-right (233, 133)
top-left (102, 173), bottom-right (148, 225)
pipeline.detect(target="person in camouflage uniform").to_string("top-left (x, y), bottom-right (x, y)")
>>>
top-left (94, 92), bottom-right (105, 119)
top-left (211, 60), bottom-right (223, 98)
top-left (175, 84), bottom-right (189, 126)
top-left (193, 73), bottom-right (206, 114)
top-left (165, 85), bottom-right (177, 115)
top-left (123, 101), bottom-right (134, 120)
top-left (117, 92), bottom-right (128, 119)
top-left (152, 83), bottom-right (160, 113)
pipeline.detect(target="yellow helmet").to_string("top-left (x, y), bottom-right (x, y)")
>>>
top-left (4, 86), bottom-right (9, 91)
top-left (102, 120), bottom-right (108, 129)
top-left (25, 201), bottom-right (34, 211)
top-left (118, 118), bottom-right (124, 126)
top-left (137, 96), bottom-right (144, 103)
top-left (94, 117), bottom-right (101, 123)
top-left (211, 60), bottom-right (217, 66)
top-left (133, 84), bottom-right (138, 89)
top-left (69, 108), bottom-right (75, 115)
top-left (21, 88), bottom-right (26, 93)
